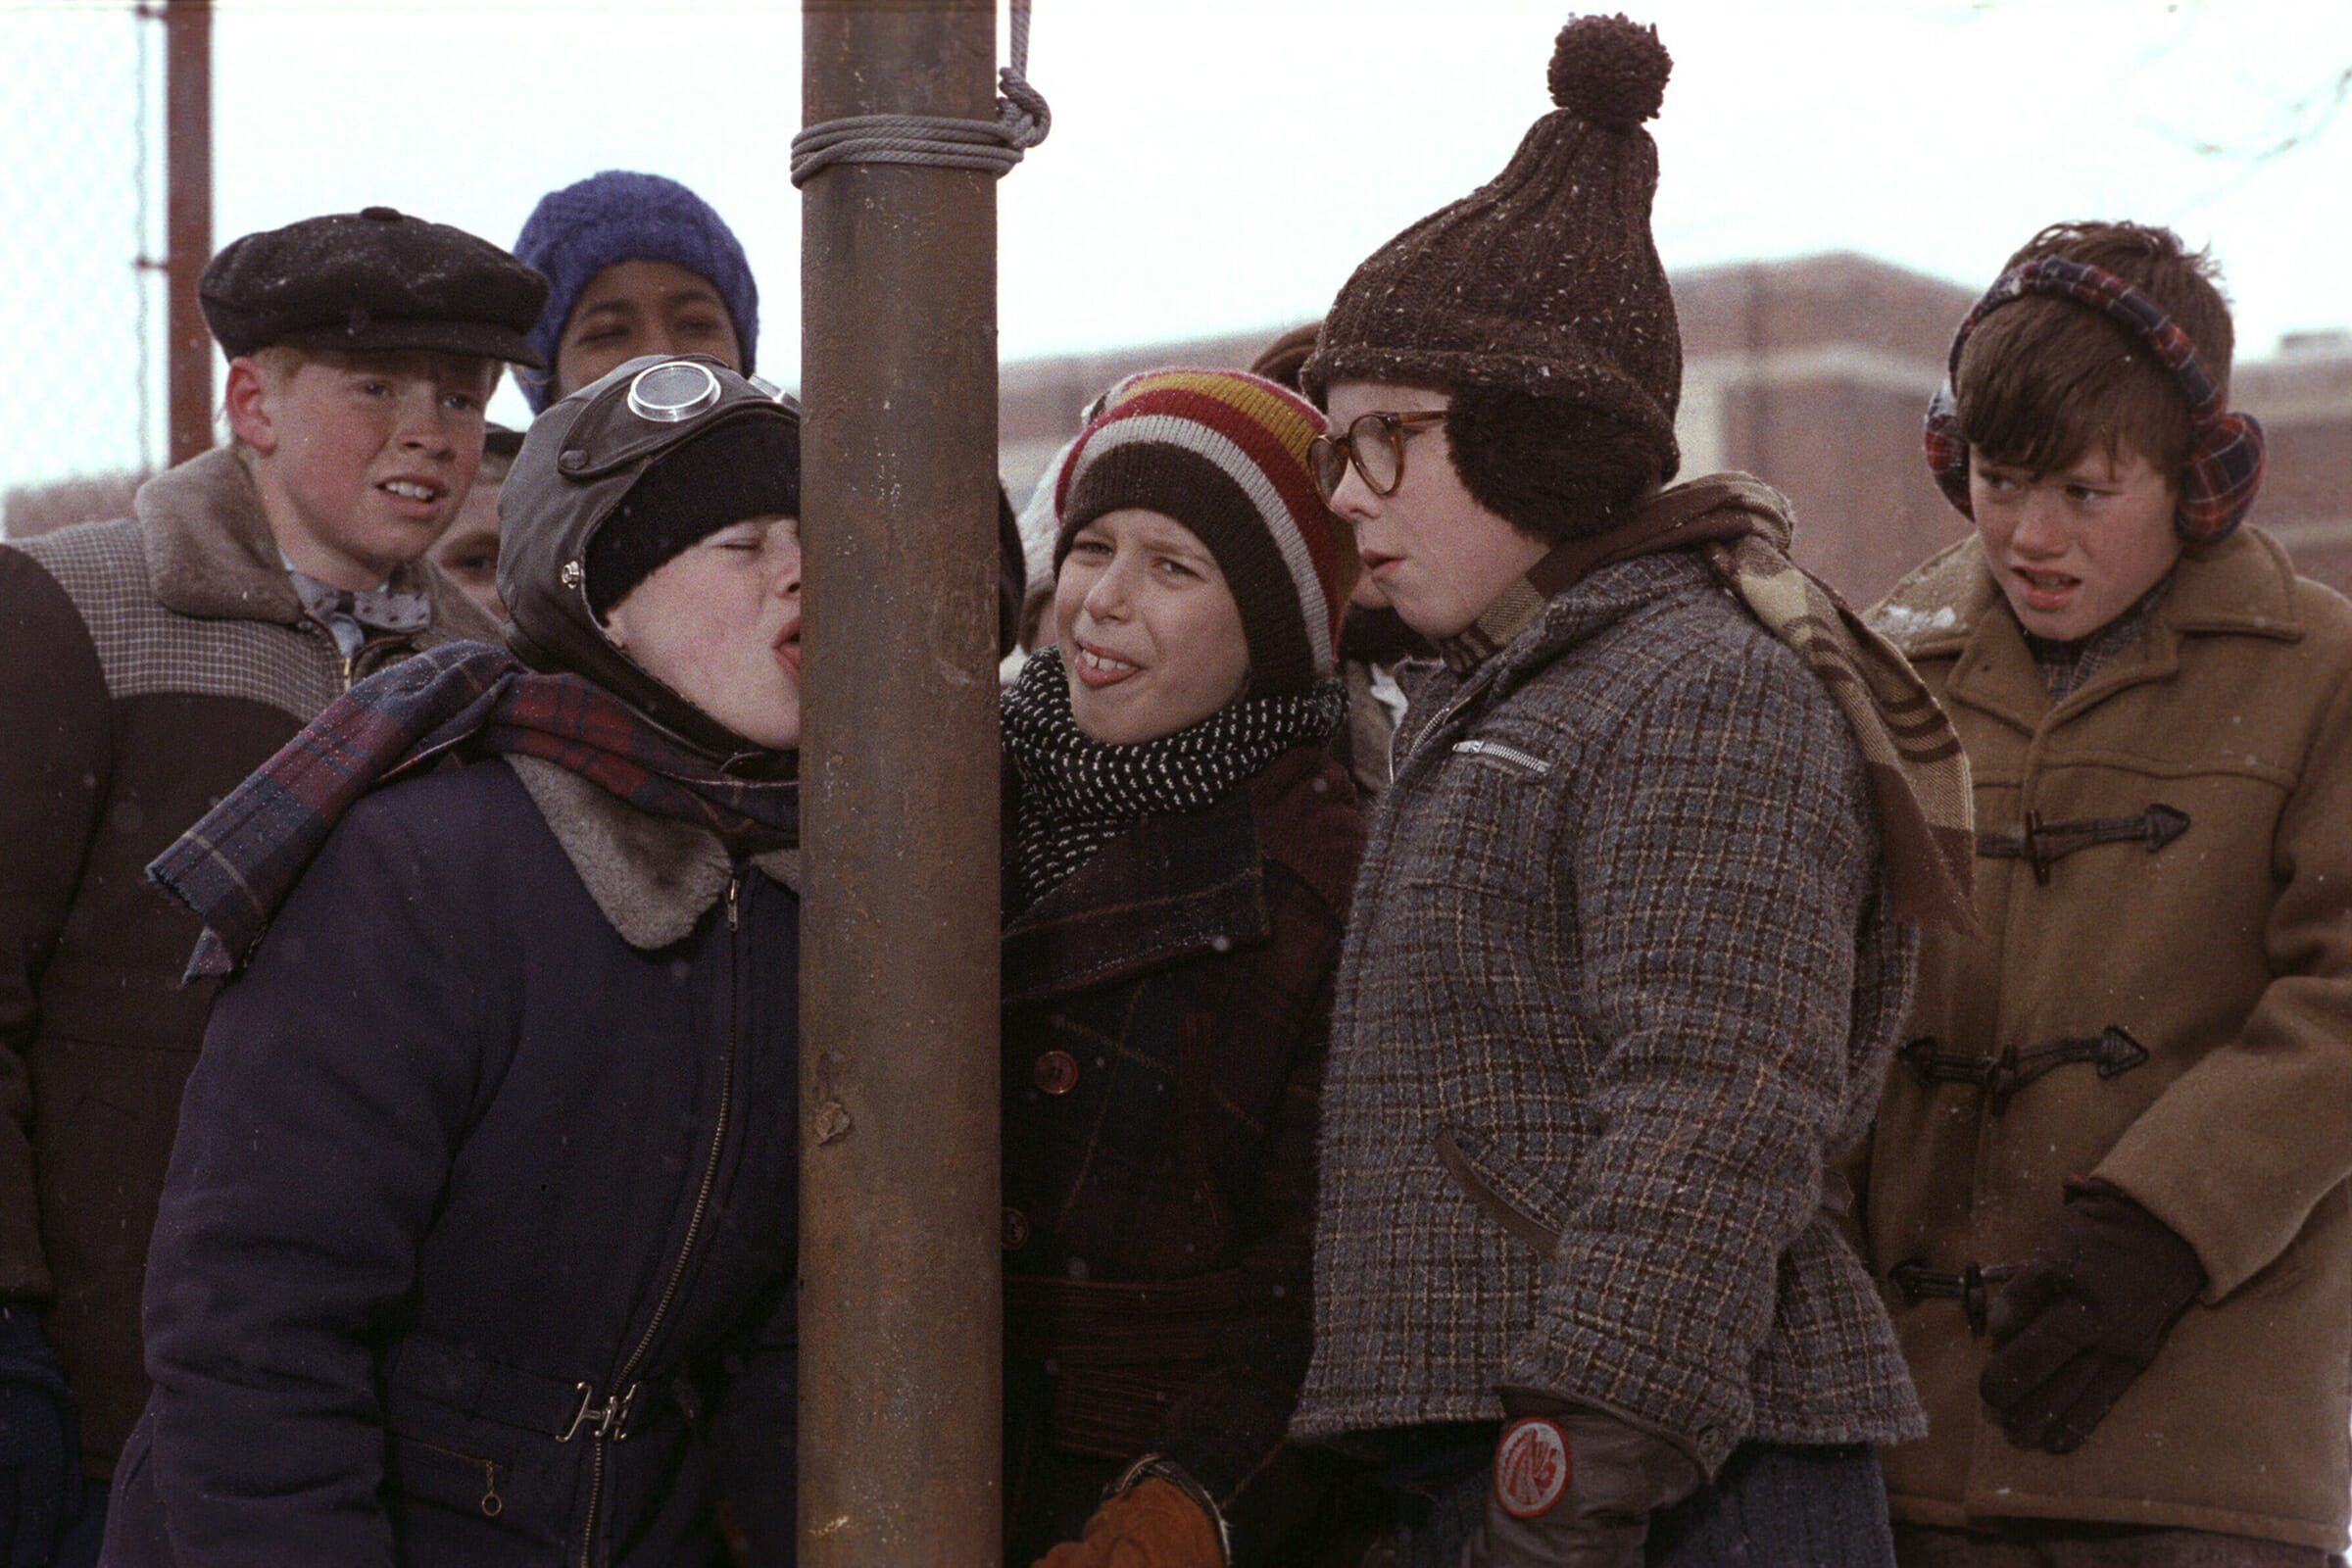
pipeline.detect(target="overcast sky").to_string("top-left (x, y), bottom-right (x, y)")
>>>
top-left (5, 0), bottom-right (2349, 489)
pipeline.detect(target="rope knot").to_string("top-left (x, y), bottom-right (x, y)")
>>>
top-left (790, 0), bottom-right (1052, 188)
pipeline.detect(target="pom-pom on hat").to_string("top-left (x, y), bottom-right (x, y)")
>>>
top-left (513, 171), bottom-right (760, 411)
top-left (1300, 13), bottom-right (1683, 480)
top-left (1054, 368), bottom-right (1349, 697)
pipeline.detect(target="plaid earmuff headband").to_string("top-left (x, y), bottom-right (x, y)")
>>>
top-left (1922, 256), bottom-right (2265, 545)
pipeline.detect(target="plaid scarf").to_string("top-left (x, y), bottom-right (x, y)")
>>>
top-left (1001, 648), bottom-right (1347, 910)
top-left (1438, 474), bottom-right (1976, 931)
top-left (150, 639), bottom-right (799, 979)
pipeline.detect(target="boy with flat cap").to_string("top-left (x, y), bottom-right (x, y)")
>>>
top-left (1289, 15), bottom-right (1976, 1567)
top-left (0, 205), bottom-right (541, 1564)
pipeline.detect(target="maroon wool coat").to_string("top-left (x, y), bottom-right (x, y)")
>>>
top-left (1000, 746), bottom-right (1365, 1568)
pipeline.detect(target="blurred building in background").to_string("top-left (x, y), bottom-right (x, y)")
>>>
top-left (13, 249), bottom-right (2351, 606)
top-left (1002, 252), bottom-right (2352, 608)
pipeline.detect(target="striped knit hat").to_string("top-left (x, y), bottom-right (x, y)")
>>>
top-left (1054, 368), bottom-right (1349, 696)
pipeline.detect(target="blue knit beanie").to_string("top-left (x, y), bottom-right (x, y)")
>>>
top-left (513, 171), bottom-right (759, 412)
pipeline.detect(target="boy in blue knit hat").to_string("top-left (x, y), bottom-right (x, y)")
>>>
top-left (513, 170), bottom-right (760, 410)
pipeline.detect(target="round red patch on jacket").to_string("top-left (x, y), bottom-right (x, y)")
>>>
top-left (1494, 1415), bottom-right (1572, 1519)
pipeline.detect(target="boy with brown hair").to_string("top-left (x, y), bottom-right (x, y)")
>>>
top-left (1862, 220), bottom-right (2352, 1564)
top-left (0, 205), bottom-right (540, 1564)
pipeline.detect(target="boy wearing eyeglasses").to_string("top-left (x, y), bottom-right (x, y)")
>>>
top-left (1858, 221), bottom-right (2352, 1566)
top-left (1288, 17), bottom-right (1976, 1568)
top-left (0, 208), bottom-right (536, 1565)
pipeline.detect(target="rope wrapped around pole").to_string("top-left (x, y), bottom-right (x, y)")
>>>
top-left (790, 0), bottom-right (1050, 186)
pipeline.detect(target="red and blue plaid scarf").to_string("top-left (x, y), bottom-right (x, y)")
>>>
top-left (150, 640), bottom-right (798, 979)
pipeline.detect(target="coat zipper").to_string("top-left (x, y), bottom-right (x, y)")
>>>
top-left (1396, 663), bottom-right (1507, 783)
top-left (576, 870), bottom-right (744, 1567)
top-left (1450, 737), bottom-right (1551, 776)
top-left (402, 1437), bottom-right (505, 1518)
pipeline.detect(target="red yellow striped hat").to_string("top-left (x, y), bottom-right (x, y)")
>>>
top-left (1054, 368), bottom-right (1350, 694)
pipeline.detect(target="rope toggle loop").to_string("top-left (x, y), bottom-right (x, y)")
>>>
top-left (790, 0), bottom-right (1052, 187)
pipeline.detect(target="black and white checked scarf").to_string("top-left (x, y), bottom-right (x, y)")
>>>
top-left (1001, 648), bottom-right (1347, 909)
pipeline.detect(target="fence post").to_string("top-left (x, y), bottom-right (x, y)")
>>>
top-left (162, 0), bottom-right (211, 466)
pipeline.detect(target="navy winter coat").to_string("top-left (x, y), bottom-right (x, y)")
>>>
top-left (101, 758), bottom-right (800, 1567)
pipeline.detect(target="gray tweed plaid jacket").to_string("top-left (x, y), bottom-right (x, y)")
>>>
top-left (1292, 550), bottom-right (1926, 1474)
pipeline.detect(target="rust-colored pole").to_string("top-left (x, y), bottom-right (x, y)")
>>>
top-left (798, 3), bottom-right (1003, 1564)
top-left (162, 0), bottom-right (213, 466)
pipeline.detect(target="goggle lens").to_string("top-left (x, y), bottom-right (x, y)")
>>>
top-left (626, 360), bottom-right (722, 423)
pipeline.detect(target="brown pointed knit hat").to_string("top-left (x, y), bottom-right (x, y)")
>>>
top-left (1299, 14), bottom-right (1682, 483)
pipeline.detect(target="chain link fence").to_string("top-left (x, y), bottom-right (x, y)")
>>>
top-left (3, 1), bottom-right (163, 536)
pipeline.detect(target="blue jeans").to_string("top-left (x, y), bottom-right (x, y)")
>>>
top-left (1393, 1441), bottom-right (1896, 1568)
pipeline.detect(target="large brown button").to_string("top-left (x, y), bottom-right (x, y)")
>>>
top-left (1033, 1050), bottom-right (1080, 1097)
top-left (1001, 1207), bottom-right (1031, 1250)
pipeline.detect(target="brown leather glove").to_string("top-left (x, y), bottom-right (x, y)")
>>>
top-left (1032, 1476), bottom-right (1222, 1568)
top-left (1458, 1394), bottom-right (1703, 1568)
top-left (1980, 1178), bottom-right (2206, 1454)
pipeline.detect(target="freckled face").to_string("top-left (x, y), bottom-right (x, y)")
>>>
top-left (602, 514), bottom-right (803, 750)
top-left (1971, 444), bottom-right (2181, 642)
top-left (1054, 508), bottom-right (1250, 745)
top-left (240, 350), bottom-right (497, 589)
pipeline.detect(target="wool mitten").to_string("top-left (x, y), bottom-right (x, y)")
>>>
top-left (0, 1300), bottom-right (77, 1568)
top-left (1981, 1178), bottom-right (2206, 1453)
top-left (1458, 1392), bottom-right (1702, 1568)
top-left (1032, 1476), bottom-right (1222, 1568)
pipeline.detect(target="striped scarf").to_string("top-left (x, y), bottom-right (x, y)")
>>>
top-left (1001, 648), bottom-right (1347, 909)
top-left (149, 639), bottom-right (797, 979)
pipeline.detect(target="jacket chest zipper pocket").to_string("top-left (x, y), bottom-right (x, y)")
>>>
top-left (397, 1436), bottom-right (506, 1518)
top-left (1451, 738), bottom-right (1550, 777)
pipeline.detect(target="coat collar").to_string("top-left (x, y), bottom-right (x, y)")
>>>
top-left (1874, 527), bottom-right (2309, 733)
top-left (135, 446), bottom-right (482, 634)
top-left (1437, 473), bottom-right (1786, 674)
top-left (1404, 547), bottom-right (1722, 766)
top-left (1002, 772), bottom-right (1269, 1007)
top-left (508, 755), bottom-right (795, 951)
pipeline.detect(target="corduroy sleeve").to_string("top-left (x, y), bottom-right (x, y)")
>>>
top-left (0, 548), bottom-right (113, 1298)
top-left (139, 795), bottom-right (495, 1567)
top-left (2093, 659), bottom-right (2352, 1299)
top-left (1502, 642), bottom-right (1877, 1473)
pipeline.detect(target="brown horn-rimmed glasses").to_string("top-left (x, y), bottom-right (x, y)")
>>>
top-left (1307, 410), bottom-right (1447, 505)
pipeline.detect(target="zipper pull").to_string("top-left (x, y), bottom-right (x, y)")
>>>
top-left (478, 1460), bottom-right (503, 1518)
top-left (725, 874), bottom-right (740, 931)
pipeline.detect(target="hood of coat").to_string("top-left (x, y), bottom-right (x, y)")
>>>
top-left (498, 353), bottom-right (802, 768)
top-left (136, 446), bottom-right (494, 640)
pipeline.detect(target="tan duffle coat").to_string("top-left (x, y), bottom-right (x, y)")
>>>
top-left (1859, 526), bottom-right (2352, 1551)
